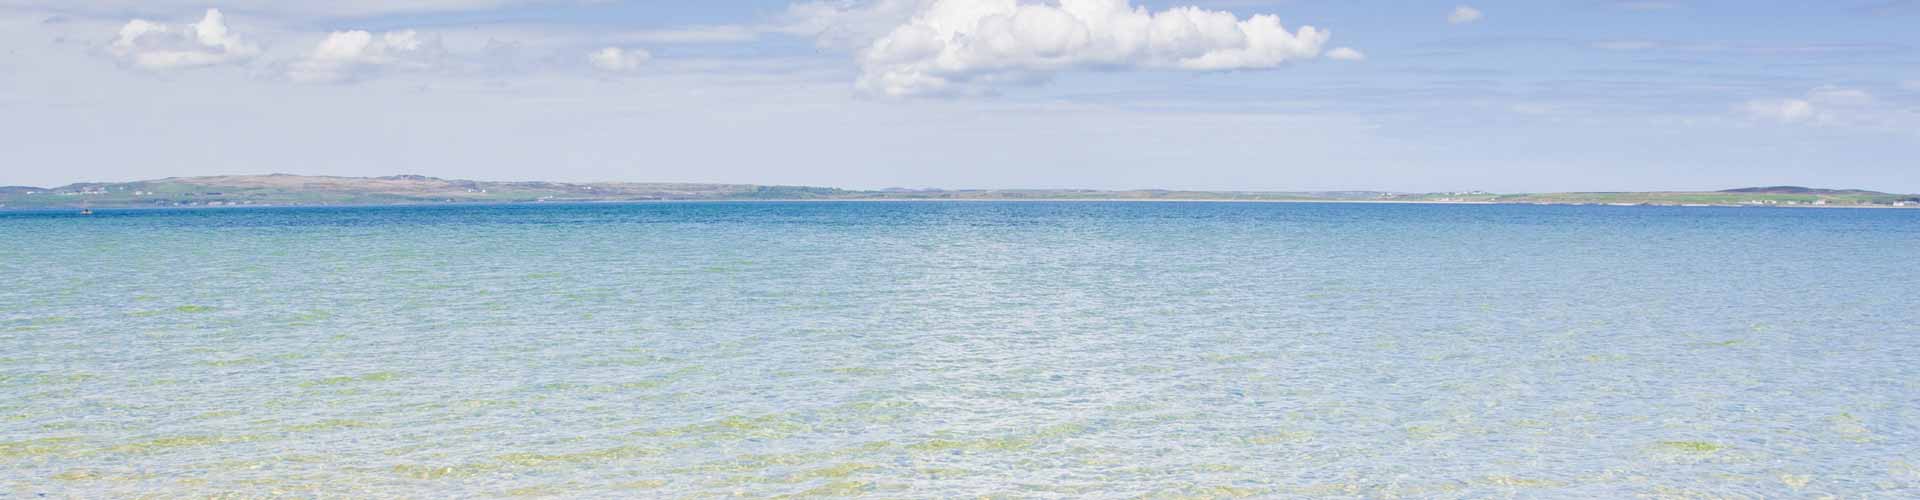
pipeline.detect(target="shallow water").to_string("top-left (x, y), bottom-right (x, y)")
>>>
top-left (2, 202), bottom-right (1917, 498)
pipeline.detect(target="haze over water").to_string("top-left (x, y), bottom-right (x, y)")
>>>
top-left (3, 202), bottom-right (1918, 498)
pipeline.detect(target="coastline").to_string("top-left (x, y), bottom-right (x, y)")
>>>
top-left (7, 197), bottom-right (1917, 213)
top-left (7, 175), bottom-right (1913, 211)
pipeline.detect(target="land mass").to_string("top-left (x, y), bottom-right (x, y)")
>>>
top-left (2, 174), bottom-right (1916, 209)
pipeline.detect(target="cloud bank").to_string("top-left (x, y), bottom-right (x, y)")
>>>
top-left (855, 0), bottom-right (1337, 96)
top-left (107, 9), bottom-right (259, 70)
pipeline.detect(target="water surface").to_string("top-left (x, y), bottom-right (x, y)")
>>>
top-left (3, 202), bottom-right (1917, 497)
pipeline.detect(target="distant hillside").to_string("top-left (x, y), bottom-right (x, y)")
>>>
top-left (1720, 186), bottom-right (1887, 195)
top-left (0, 175), bottom-right (1914, 209)
top-left (1402, 188), bottom-right (1918, 207)
top-left (0, 174), bottom-right (1399, 209)
top-left (0, 175), bottom-right (852, 209)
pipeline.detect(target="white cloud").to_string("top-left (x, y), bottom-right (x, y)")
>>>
top-left (287, 30), bottom-right (438, 83)
top-left (856, 0), bottom-right (1337, 97)
top-left (1325, 47), bottom-right (1365, 61)
top-left (1447, 5), bottom-right (1483, 25)
top-left (1903, 80), bottom-right (1920, 91)
top-left (107, 9), bottom-right (259, 70)
top-left (588, 47), bottom-right (651, 72)
top-left (1741, 86), bottom-right (1876, 125)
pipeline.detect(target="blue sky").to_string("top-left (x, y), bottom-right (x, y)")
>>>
top-left (2, 0), bottom-right (1916, 192)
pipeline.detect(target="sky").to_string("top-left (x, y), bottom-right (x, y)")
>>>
top-left (2, 0), bottom-right (1916, 192)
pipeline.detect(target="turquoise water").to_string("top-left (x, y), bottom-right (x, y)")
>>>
top-left (2, 202), bottom-right (1917, 498)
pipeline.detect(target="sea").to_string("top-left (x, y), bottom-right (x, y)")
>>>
top-left (2, 201), bottom-right (1917, 498)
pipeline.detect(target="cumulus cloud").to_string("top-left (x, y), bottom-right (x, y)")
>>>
top-left (107, 9), bottom-right (259, 70)
top-left (1325, 47), bottom-right (1365, 61)
top-left (287, 30), bottom-right (438, 83)
top-left (1741, 86), bottom-right (1875, 125)
top-left (588, 47), bottom-right (651, 72)
top-left (1448, 5), bottom-right (1483, 24)
top-left (855, 0), bottom-right (1338, 97)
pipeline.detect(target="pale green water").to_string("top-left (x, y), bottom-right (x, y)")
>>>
top-left (2, 202), bottom-right (1917, 498)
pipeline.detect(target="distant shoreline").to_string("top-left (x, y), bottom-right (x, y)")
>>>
top-left (3, 174), bottom-right (1914, 211)
top-left (7, 197), bottom-right (1912, 212)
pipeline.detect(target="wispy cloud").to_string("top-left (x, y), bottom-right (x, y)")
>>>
top-left (1573, 38), bottom-right (1907, 57)
top-left (587, 46), bottom-right (650, 73)
top-left (1326, 47), bottom-right (1367, 61)
top-left (1448, 5), bottom-right (1484, 24)
top-left (776, 0), bottom-right (927, 50)
top-left (1591, 40), bottom-right (1659, 51)
top-left (610, 26), bottom-right (760, 45)
top-left (1609, 1), bottom-right (1680, 11)
top-left (1856, 0), bottom-right (1919, 17)
top-left (1740, 86), bottom-right (1879, 125)
top-left (6, 0), bottom-right (598, 19)
top-left (1508, 102), bottom-right (1556, 115)
top-left (1742, 98), bottom-right (1821, 124)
